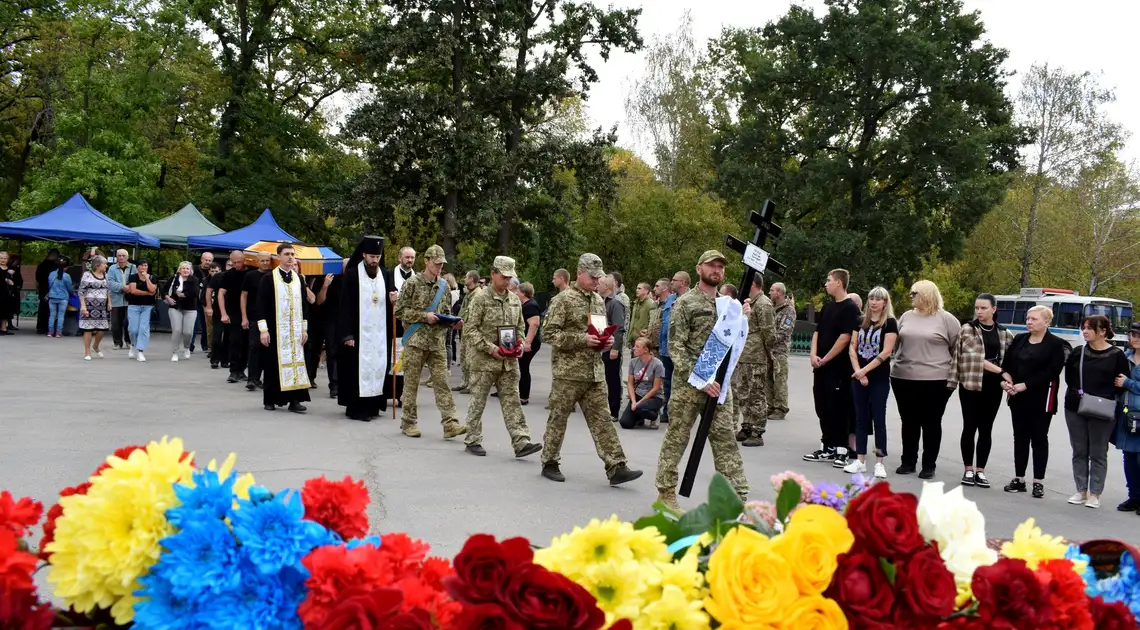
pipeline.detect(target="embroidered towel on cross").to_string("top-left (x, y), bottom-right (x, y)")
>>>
top-left (687, 296), bottom-right (748, 404)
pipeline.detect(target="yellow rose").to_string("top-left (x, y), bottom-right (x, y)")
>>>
top-left (772, 505), bottom-right (855, 594)
top-left (781, 595), bottom-right (848, 630)
top-left (704, 527), bottom-right (797, 629)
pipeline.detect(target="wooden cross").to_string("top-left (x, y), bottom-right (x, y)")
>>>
top-left (680, 199), bottom-right (786, 497)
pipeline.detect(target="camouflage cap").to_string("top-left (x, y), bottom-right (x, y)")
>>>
top-left (577, 253), bottom-right (605, 278)
top-left (491, 256), bottom-right (517, 278)
top-left (698, 249), bottom-right (727, 265)
top-left (424, 244), bottom-right (447, 264)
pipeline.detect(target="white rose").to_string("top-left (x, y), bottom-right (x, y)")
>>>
top-left (941, 539), bottom-right (998, 585)
top-left (917, 482), bottom-right (991, 553)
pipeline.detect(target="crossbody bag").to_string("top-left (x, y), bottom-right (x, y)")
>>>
top-left (1078, 346), bottom-right (1118, 421)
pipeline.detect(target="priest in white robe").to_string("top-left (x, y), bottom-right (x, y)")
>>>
top-left (337, 236), bottom-right (396, 421)
top-left (257, 242), bottom-right (311, 413)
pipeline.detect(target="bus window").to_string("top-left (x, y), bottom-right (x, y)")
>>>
top-left (1056, 303), bottom-right (1082, 329)
top-left (996, 301), bottom-right (1014, 324)
top-left (1012, 301), bottom-right (1032, 325)
top-left (1120, 307), bottom-right (1134, 330)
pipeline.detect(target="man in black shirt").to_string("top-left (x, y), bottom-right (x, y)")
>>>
top-left (307, 261), bottom-right (345, 397)
top-left (217, 250), bottom-right (249, 383)
top-left (192, 252), bottom-right (213, 353)
top-left (804, 268), bottom-right (862, 465)
top-left (242, 253), bottom-right (272, 390)
top-left (206, 262), bottom-right (226, 367)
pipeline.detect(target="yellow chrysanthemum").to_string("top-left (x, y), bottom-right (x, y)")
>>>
top-left (203, 452), bottom-right (256, 500)
top-left (657, 549), bottom-right (706, 600)
top-left (639, 584), bottom-right (711, 630)
top-left (1000, 518), bottom-right (1067, 570)
top-left (583, 558), bottom-right (646, 620)
top-left (46, 437), bottom-right (195, 625)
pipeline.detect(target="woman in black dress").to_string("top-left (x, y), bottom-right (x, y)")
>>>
top-left (516, 281), bottom-right (542, 405)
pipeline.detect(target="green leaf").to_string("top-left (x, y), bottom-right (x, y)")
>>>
top-left (650, 499), bottom-right (683, 521)
top-left (677, 504), bottom-right (713, 537)
top-left (634, 511), bottom-right (683, 543)
top-left (878, 558), bottom-right (897, 586)
top-left (707, 473), bottom-right (745, 523)
top-left (775, 478), bottom-right (802, 523)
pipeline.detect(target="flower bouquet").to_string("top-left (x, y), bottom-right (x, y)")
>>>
top-left (3, 437), bottom-right (1140, 630)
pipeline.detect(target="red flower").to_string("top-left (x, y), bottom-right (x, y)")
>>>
top-left (844, 483), bottom-right (925, 560)
top-left (500, 563), bottom-right (606, 630)
top-left (302, 476), bottom-right (371, 540)
top-left (935, 616), bottom-right (986, 630)
top-left (896, 545), bottom-right (957, 622)
top-left (452, 604), bottom-right (524, 630)
top-left (0, 492), bottom-right (42, 539)
top-left (0, 586), bottom-right (55, 630)
top-left (1035, 560), bottom-right (1094, 630)
top-left (825, 551), bottom-right (897, 628)
top-left (972, 558), bottom-right (1052, 629)
top-left (0, 530), bottom-right (38, 595)
top-left (317, 587), bottom-right (404, 630)
top-left (1089, 596), bottom-right (1137, 630)
top-left (380, 608), bottom-right (435, 630)
top-left (445, 534), bottom-right (535, 605)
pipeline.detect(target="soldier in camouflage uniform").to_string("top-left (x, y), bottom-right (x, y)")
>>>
top-left (655, 250), bottom-right (750, 510)
top-left (540, 253), bottom-right (643, 485)
top-left (643, 278), bottom-right (669, 356)
top-left (768, 282), bottom-right (795, 419)
top-left (735, 275), bottom-right (775, 447)
top-left (394, 244), bottom-right (466, 439)
top-left (453, 270), bottom-right (483, 393)
top-left (460, 257), bottom-right (543, 458)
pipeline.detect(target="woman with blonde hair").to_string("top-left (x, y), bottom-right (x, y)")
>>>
top-left (78, 255), bottom-right (112, 360)
top-left (891, 279), bottom-right (961, 479)
top-left (1000, 305), bottom-right (1066, 498)
top-left (163, 261), bottom-right (200, 362)
top-left (845, 286), bottom-right (898, 478)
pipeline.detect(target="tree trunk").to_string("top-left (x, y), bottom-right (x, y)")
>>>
top-left (497, 0), bottom-right (533, 255)
top-left (1019, 175), bottom-right (1044, 288)
top-left (443, 0), bottom-right (464, 265)
top-left (2, 106), bottom-right (50, 220)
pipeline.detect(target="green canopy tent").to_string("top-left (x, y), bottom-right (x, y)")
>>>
top-left (132, 203), bottom-right (222, 248)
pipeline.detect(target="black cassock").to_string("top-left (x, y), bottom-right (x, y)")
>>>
top-left (336, 264), bottom-right (395, 420)
top-left (257, 269), bottom-right (312, 407)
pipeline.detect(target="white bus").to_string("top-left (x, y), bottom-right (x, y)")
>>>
top-left (995, 288), bottom-right (1134, 349)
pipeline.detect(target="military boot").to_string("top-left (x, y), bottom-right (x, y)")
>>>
top-left (657, 488), bottom-right (683, 513)
top-left (742, 432), bottom-right (764, 447)
top-left (542, 463), bottom-right (565, 482)
top-left (402, 424), bottom-right (422, 438)
top-left (735, 424), bottom-right (751, 442)
top-left (608, 465), bottom-right (643, 486)
top-left (442, 421), bottom-right (467, 439)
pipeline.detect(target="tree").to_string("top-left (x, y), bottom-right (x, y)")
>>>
top-left (1013, 63), bottom-right (1123, 287)
top-left (1065, 157), bottom-right (1140, 295)
top-left (710, 0), bottom-right (1026, 292)
top-left (624, 11), bottom-right (713, 190)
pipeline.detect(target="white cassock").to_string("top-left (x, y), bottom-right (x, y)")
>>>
top-left (357, 261), bottom-right (388, 397)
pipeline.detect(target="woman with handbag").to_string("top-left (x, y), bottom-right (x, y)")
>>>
top-left (1113, 322), bottom-right (1140, 514)
top-left (1064, 314), bottom-right (1128, 509)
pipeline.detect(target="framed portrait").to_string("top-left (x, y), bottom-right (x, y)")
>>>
top-left (498, 327), bottom-right (517, 348)
top-left (589, 314), bottom-right (608, 332)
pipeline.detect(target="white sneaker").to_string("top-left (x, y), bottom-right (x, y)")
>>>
top-left (843, 459), bottom-right (866, 474)
top-left (95, 350), bottom-right (104, 358)
top-left (171, 354), bottom-right (179, 362)
top-left (1067, 493), bottom-right (1086, 505)
top-left (128, 347), bottom-right (137, 359)
top-left (183, 349), bottom-right (191, 359)
top-left (83, 355), bottom-right (91, 361)
top-left (1086, 495), bottom-right (1101, 509)
top-left (873, 463), bottom-right (887, 479)
top-left (137, 352), bottom-right (146, 362)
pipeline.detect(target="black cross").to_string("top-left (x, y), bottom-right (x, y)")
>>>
top-left (680, 199), bottom-right (785, 497)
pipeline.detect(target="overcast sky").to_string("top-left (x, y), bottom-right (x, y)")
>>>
top-left (582, 0), bottom-right (1140, 163)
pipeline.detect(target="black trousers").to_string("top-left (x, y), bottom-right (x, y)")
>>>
top-left (305, 318), bottom-right (339, 389)
top-left (194, 302), bottom-right (207, 352)
top-left (959, 375), bottom-right (1004, 468)
top-left (892, 377), bottom-right (952, 470)
top-left (619, 397), bottom-right (664, 428)
top-left (111, 305), bottom-right (130, 347)
top-left (247, 329), bottom-right (263, 383)
top-left (211, 311), bottom-right (228, 364)
top-left (1012, 407), bottom-right (1052, 480)
top-left (519, 343), bottom-right (539, 399)
top-left (37, 294), bottom-right (49, 334)
top-left (602, 352), bottom-right (623, 418)
top-left (813, 365), bottom-right (853, 449)
top-left (227, 322), bottom-right (248, 375)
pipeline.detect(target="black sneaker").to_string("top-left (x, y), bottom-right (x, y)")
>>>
top-left (1117, 498), bottom-right (1140, 512)
top-left (288, 402), bottom-right (307, 414)
top-left (465, 444), bottom-right (487, 457)
top-left (542, 464), bottom-right (565, 482)
top-left (514, 443), bottom-right (542, 458)
top-left (974, 472), bottom-right (991, 488)
top-left (918, 467), bottom-right (936, 480)
top-left (245, 380), bottom-right (257, 391)
top-left (1004, 478), bottom-right (1027, 493)
top-left (226, 373), bottom-right (239, 383)
top-left (961, 470), bottom-right (976, 486)
top-left (608, 465), bottom-right (643, 486)
top-left (803, 448), bottom-right (836, 463)
top-left (211, 362), bottom-right (219, 369)
top-left (1032, 482), bottom-right (1044, 499)
top-left (895, 465), bottom-right (916, 475)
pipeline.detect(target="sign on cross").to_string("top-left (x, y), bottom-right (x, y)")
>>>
top-left (679, 199), bottom-right (786, 497)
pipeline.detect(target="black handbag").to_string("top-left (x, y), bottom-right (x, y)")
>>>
top-left (1126, 410), bottom-right (1140, 436)
top-left (1077, 347), bottom-right (1117, 421)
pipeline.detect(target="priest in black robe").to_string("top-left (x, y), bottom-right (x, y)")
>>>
top-left (337, 236), bottom-right (396, 421)
top-left (257, 243), bottom-right (311, 413)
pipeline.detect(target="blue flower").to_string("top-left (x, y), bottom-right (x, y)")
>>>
top-left (808, 481), bottom-right (849, 510)
top-left (201, 559), bottom-right (306, 630)
top-left (230, 489), bottom-right (334, 575)
top-left (1064, 544), bottom-right (1097, 592)
top-left (347, 535), bottom-right (383, 551)
top-left (135, 568), bottom-right (205, 630)
top-left (160, 518), bottom-right (242, 598)
top-left (168, 469), bottom-right (237, 527)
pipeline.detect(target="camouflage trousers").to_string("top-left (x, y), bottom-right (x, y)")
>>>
top-left (458, 336), bottom-right (472, 388)
top-left (401, 344), bottom-right (460, 428)
top-left (767, 353), bottom-right (790, 417)
top-left (464, 366), bottom-right (531, 450)
top-left (655, 383), bottom-right (749, 499)
top-left (541, 379), bottom-right (628, 477)
top-left (736, 362), bottom-right (769, 436)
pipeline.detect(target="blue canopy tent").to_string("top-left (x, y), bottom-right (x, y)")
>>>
top-left (0, 193), bottom-right (160, 247)
top-left (186, 209), bottom-right (299, 250)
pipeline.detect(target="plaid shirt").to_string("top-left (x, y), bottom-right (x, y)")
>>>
top-left (948, 321), bottom-right (1015, 391)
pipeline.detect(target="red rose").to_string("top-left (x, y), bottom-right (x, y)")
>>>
top-left (318, 588), bottom-right (404, 630)
top-left (379, 609), bottom-right (434, 630)
top-left (452, 603), bottom-right (525, 630)
top-left (936, 617), bottom-right (986, 630)
top-left (500, 563), bottom-right (606, 630)
top-left (445, 535), bottom-right (535, 605)
top-left (972, 558), bottom-right (1052, 629)
top-left (895, 545), bottom-right (957, 622)
top-left (844, 483), bottom-right (925, 560)
top-left (825, 551), bottom-right (897, 627)
top-left (1089, 596), bottom-right (1137, 630)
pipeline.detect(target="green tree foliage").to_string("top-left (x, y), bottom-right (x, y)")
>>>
top-left (710, 0), bottom-right (1026, 293)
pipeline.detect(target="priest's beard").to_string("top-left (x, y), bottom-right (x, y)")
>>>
top-left (364, 262), bottom-right (379, 278)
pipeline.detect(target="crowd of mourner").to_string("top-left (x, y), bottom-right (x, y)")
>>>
top-left (3, 243), bottom-right (1140, 515)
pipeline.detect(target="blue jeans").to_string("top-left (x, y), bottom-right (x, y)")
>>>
top-left (127, 305), bottom-right (153, 351)
top-left (852, 377), bottom-right (890, 457)
top-left (1124, 451), bottom-right (1140, 500)
top-left (661, 355), bottom-right (674, 422)
top-left (48, 298), bottom-right (68, 335)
